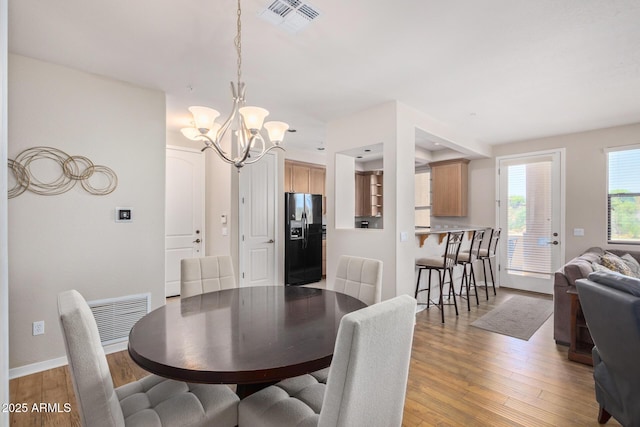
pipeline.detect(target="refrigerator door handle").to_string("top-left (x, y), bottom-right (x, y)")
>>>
top-left (301, 212), bottom-right (306, 248)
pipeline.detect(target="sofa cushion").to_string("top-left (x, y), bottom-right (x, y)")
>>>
top-left (601, 252), bottom-right (633, 276)
top-left (592, 262), bottom-right (613, 273)
top-left (563, 257), bottom-right (593, 285)
top-left (587, 271), bottom-right (640, 297)
top-left (622, 253), bottom-right (640, 278)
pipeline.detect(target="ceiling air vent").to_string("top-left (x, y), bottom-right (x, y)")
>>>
top-left (259, 0), bottom-right (321, 34)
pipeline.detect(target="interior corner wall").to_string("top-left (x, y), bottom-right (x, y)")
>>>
top-left (8, 54), bottom-right (166, 370)
top-left (326, 102), bottom-right (398, 301)
top-left (491, 122), bottom-right (640, 260)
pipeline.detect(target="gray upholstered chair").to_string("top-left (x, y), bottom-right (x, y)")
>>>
top-left (181, 255), bottom-right (236, 298)
top-left (58, 289), bottom-right (239, 427)
top-left (330, 255), bottom-right (383, 306)
top-left (576, 272), bottom-right (640, 426)
top-left (238, 294), bottom-right (417, 427)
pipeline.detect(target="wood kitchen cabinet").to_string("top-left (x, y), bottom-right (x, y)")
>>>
top-left (355, 172), bottom-right (368, 217)
top-left (284, 160), bottom-right (326, 213)
top-left (355, 171), bottom-right (383, 217)
top-left (430, 159), bottom-right (469, 217)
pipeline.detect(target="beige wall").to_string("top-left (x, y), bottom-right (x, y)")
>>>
top-left (467, 122), bottom-right (640, 261)
top-left (8, 55), bottom-right (166, 370)
top-left (1, 0), bottom-right (8, 419)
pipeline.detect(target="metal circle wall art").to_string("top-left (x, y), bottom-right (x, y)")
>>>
top-left (7, 146), bottom-right (118, 198)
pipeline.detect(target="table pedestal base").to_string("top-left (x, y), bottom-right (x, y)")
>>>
top-left (236, 381), bottom-right (278, 399)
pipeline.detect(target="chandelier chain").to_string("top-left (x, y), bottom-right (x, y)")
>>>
top-left (235, 0), bottom-right (242, 87)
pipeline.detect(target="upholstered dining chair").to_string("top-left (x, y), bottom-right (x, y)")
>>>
top-left (415, 230), bottom-right (464, 323)
top-left (329, 255), bottom-right (383, 306)
top-left (238, 294), bottom-right (417, 427)
top-left (181, 255), bottom-right (236, 298)
top-left (58, 290), bottom-right (239, 427)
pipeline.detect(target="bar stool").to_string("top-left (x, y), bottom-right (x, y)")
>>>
top-left (415, 230), bottom-right (464, 323)
top-left (478, 228), bottom-right (501, 299)
top-left (456, 229), bottom-right (485, 311)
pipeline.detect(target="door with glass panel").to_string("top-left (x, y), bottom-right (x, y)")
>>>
top-left (497, 151), bottom-right (564, 294)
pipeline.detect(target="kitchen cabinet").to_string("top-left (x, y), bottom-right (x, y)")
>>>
top-left (369, 171), bottom-right (383, 218)
top-left (355, 172), bottom-right (371, 217)
top-left (430, 159), bottom-right (469, 217)
top-left (284, 160), bottom-right (326, 213)
top-left (292, 164), bottom-right (311, 193)
top-left (284, 160), bottom-right (325, 194)
top-left (355, 171), bottom-right (383, 217)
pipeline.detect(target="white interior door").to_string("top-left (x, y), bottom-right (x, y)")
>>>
top-left (497, 150), bottom-right (564, 294)
top-left (165, 146), bottom-right (204, 297)
top-left (239, 153), bottom-right (276, 287)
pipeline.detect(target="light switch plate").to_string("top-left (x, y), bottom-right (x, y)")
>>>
top-left (573, 228), bottom-right (584, 236)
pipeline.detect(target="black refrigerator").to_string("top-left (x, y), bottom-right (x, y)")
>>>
top-left (285, 193), bottom-right (323, 286)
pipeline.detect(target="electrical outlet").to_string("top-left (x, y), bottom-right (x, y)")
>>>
top-left (33, 320), bottom-right (45, 336)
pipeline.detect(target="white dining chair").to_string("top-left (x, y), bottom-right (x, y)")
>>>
top-left (181, 255), bottom-right (236, 298)
top-left (238, 294), bottom-right (417, 427)
top-left (330, 255), bottom-right (383, 306)
top-left (58, 289), bottom-right (239, 427)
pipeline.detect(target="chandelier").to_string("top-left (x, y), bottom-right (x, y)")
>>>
top-left (181, 0), bottom-right (288, 169)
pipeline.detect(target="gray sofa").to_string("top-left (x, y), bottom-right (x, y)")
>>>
top-left (576, 271), bottom-right (640, 426)
top-left (553, 247), bottom-right (640, 345)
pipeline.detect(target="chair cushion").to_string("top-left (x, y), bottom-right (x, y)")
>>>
top-left (238, 371), bottom-right (327, 427)
top-left (116, 374), bottom-right (239, 427)
top-left (416, 256), bottom-right (444, 268)
top-left (587, 271), bottom-right (640, 297)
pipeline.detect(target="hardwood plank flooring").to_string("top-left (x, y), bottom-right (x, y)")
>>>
top-left (9, 288), bottom-right (618, 426)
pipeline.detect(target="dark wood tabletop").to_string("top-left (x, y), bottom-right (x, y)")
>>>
top-left (128, 286), bottom-right (366, 394)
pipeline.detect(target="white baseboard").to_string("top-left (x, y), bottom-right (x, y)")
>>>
top-left (9, 340), bottom-right (129, 379)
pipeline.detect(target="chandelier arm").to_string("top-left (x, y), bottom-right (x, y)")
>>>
top-left (243, 144), bottom-right (285, 165)
top-left (235, 131), bottom-right (255, 166)
top-left (213, 86), bottom-right (241, 145)
top-left (198, 134), bottom-right (236, 165)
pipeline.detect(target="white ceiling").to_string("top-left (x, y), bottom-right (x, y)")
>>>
top-left (8, 0), bottom-right (640, 154)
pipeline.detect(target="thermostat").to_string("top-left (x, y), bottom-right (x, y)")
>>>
top-left (115, 207), bottom-right (133, 223)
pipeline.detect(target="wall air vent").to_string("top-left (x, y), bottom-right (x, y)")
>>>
top-left (259, 0), bottom-right (321, 34)
top-left (88, 293), bottom-right (150, 346)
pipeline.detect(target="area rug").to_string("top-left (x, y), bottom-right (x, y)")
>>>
top-left (471, 295), bottom-right (553, 340)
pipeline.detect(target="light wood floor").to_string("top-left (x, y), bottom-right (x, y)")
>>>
top-left (9, 288), bottom-right (618, 426)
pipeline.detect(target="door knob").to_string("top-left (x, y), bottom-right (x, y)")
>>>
top-left (547, 240), bottom-right (559, 245)
top-left (265, 239), bottom-right (275, 243)
top-left (193, 238), bottom-right (201, 243)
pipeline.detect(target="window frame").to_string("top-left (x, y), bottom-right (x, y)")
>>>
top-left (606, 144), bottom-right (640, 245)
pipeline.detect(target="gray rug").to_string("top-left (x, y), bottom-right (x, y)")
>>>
top-left (471, 295), bottom-right (553, 340)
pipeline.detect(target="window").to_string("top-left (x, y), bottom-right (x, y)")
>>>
top-left (607, 146), bottom-right (640, 244)
top-left (415, 169), bottom-right (431, 227)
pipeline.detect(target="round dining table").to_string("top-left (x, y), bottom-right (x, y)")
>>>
top-left (128, 285), bottom-right (366, 397)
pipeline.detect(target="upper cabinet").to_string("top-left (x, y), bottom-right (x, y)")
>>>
top-left (430, 159), bottom-right (469, 217)
top-left (355, 171), bottom-right (383, 218)
top-left (284, 160), bottom-right (326, 213)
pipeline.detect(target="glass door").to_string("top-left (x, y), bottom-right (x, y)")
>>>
top-left (498, 150), bottom-right (564, 294)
